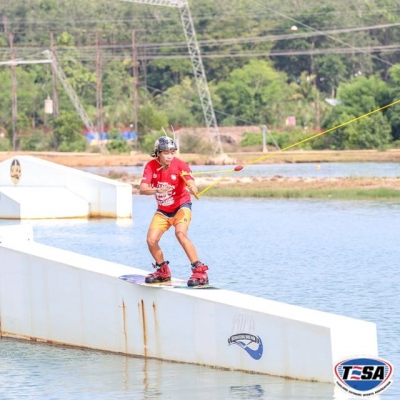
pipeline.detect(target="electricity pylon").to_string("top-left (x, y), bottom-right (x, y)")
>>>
top-left (43, 50), bottom-right (96, 135)
top-left (123, 0), bottom-right (223, 154)
top-left (2, 52), bottom-right (96, 134)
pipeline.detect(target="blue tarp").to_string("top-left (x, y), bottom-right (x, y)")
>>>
top-left (86, 131), bottom-right (137, 142)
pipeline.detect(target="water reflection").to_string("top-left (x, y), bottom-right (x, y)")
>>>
top-left (0, 337), bottom-right (336, 400)
top-left (230, 384), bottom-right (264, 399)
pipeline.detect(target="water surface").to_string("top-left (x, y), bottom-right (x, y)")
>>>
top-left (79, 162), bottom-right (400, 179)
top-left (1, 196), bottom-right (398, 399)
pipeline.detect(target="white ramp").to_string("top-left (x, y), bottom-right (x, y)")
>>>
top-left (0, 187), bottom-right (89, 219)
top-left (0, 225), bottom-right (378, 383)
top-left (0, 156), bottom-right (132, 219)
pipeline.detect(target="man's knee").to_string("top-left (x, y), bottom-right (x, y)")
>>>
top-left (175, 230), bottom-right (188, 242)
top-left (147, 236), bottom-right (159, 247)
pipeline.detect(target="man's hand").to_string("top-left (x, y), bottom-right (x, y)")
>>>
top-left (157, 184), bottom-right (174, 194)
top-left (180, 172), bottom-right (200, 200)
top-left (139, 183), bottom-right (173, 196)
top-left (186, 182), bottom-right (198, 196)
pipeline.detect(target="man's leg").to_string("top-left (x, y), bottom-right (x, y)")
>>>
top-left (173, 210), bottom-right (209, 286)
top-left (145, 214), bottom-right (171, 283)
top-left (175, 223), bottom-right (199, 263)
top-left (147, 227), bottom-right (165, 264)
top-left (147, 212), bottom-right (170, 263)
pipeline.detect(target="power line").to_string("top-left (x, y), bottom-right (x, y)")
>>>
top-left (248, 0), bottom-right (396, 67)
top-left (2, 19), bottom-right (400, 63)
top-left (2, 43), bottom-right (399, 65)
top-left (2, 5), bottom-right (400, 27)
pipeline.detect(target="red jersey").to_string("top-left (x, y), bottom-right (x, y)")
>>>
top-left (141, 157), bottom-right (194, 213)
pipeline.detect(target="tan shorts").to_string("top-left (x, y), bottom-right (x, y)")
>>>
top-left (149, 207), bottom-right (192, 232)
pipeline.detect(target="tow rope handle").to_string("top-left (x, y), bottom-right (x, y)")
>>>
top-left (180, 172), bottom-right (199, 200)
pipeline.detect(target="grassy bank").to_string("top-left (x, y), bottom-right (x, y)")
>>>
top-left (222, 149), bottom-right (400, 165)
top-left (196, 176), bottom-right (400, 200)
top-left (201, 186), bottom-right (400, 200)
top-left (121, 174), bottom-right (400, 201)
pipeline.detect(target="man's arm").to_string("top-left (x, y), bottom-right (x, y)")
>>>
top-left (180, 170), bottom-right (199, 198)
top-left (185, 180), bottom-right (199, 196)
top-left (139, 163), bottom-right (163, 195)
top-left (139, 182), bottom-right (158, 196)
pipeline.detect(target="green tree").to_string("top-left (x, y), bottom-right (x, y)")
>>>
top-left (0, 137), bottom-right (11, 151)
top-left (314, 55), bottom-right (347, 97)
top-left (271, 6), bottom-right (336, 79)
top-left (147, 59), bottom-right (193, 91)
top-left (2, 0), bottom-right (400, 153)
top-left (0, 67), bottom-right (45, 135)
top-left (101, 60), bottom-right (136, 129)
top-left (156, 77), bottom-right (201, 127)
top-left (106, 128), bottom-right (132, 154)
top-left (19, 130), bottom-right (53, 151)
top-left (52, 111), bottom-right (86, 151)
top-left (138, 103), bottom-right (168, 133)
top-left (320, 75), bottom-right (392, 149)
top-left (344, 113), bottom-right (392, 149)
top-left (289, 72), bottom-right (325, 128)
top-left (386, 64), bottom-right (400, 141)
top-left (216, 59), bottom-right (290, 126)
top-left (139, 131), bottom-right (161, 155)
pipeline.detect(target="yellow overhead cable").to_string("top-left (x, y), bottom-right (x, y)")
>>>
top-left (194, 98), bottom-right (400, 197)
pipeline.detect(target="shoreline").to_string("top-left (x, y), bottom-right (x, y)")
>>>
top-left (112, 173), bottom-right (400, 200)
top-left (1, 149), bottom-right (400, 168)
top-left (1, 150), bottom-right (399, 200)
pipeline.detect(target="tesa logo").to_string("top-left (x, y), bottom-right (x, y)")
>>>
top-left (334, 356), bottom-right (393, 397)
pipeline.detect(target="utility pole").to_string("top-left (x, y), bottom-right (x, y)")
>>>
top-left (3, 16), bottom-right (8, 34)
top-left (96, 32), bottom-right (103, 138)
top-left (50, 32), bottom-right (59, 119)
top-left (132, 30), bottom-right (139, 135)
top-left (262, 125), bottom-right (268, 153)
top-left (316, 88), bottom-right (321, 130)
top-left (9, 33), bottom-right (18, 150)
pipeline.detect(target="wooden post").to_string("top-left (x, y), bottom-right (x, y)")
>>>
top-left (132, 30), bottom-right (139, 142)
top-left (262, 125), bottom-right (268, 153)
top-left (9, 33), bottom-right (17, 150)
top-left (50, 32), bottom-right (59, 119)
top-left (96, 32), bottom-right (103, 139)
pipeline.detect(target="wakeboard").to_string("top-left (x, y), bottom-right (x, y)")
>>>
top-left (119, 274), bottom-right (220, 290)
